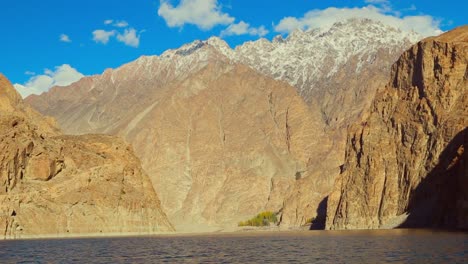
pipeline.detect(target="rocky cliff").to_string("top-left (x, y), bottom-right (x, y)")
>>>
top-left (326, 26), bottom-right (468, 230)
top-left (0, 74), bottom-right (173, 238)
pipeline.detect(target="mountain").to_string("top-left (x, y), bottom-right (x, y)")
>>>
top-left (26, 42), bottom-right (338, 230)
top-left (226, 18), bottom-right (421, 129)
top-left (29, 19), bottom-right (420, 134)
top-left (25, 19), bottom-right (423, 229)
top-left (326, 26), bottom-right (468, 230)
top-left (0, 74), bottom-right (173, 238)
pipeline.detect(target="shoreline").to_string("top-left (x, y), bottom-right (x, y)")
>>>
top-left (3, 227), bottom-right (467, 241)
top-left (1, 226), bottom-right (308, 241)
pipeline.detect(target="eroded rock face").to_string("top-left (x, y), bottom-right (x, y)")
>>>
top-left (23, 19), bottom-right (423, 230)
top-left (326, 26), bottom-right (468, 230)
top-left (0, 75), bottom-right (173, 239)
top-left (124, 63), bottom-right (340, 230)
top-left (233, 18), bottom-right (420, 131)
top-left (25, 45), bottom-right (339, 230)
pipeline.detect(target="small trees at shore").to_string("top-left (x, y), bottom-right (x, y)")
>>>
top-left (238, 211), bottom-right (278, 227)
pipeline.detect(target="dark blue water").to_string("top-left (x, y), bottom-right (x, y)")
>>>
top-left (0, 230), bottom-right (466, 263)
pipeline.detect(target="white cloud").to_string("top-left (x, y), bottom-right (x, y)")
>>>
top-left (104, 19), bottom-right (130, 28)
top-left (158, 0), bottom-right (234, 30)
top-left (24, 71), bottom-right (35, 75)
top-left (157, 0), bottom-right (268, 39)
top-left (252, 26), bottom-right (269, 37)
top-left (274, 5), bottom-right (443, 37)
top-left (273, 17), bottom-right (303, 33)
top-left (117, 28), bottom-right (140, 48)
top-left (93, 21), bottom-right (142, 47)
top-left (92, 29), bottom-right (116, 44)
top-left (114, 20), bottom-right (129, 28)
top-left (221, 21), bottom-right (269, 37)
top-left (14, 77), bottom-right (53, 98)
top-left (13, 64), bottom-right (84, 98)
top-left (59, 34), bottom-right (72, 43)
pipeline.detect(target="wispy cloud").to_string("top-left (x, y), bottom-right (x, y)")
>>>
top-left (157, 0), bottom-right (269, 40)
top-left (14, 64), bottom-right (84, 98)
top-left (92, 29), bottom-right (116, 44)
top-left (116, 28), bottom-right (141, 48)
top-left (274, 5), bottom-right (442, 37)
top-left (221, 21), bottom-right (268, 37)
top-left (59, 34), bottom-right (72, 43)
top-left (158, 0), bottom-right (234, 30)
top-left (113, 20), bottom-right (129, 28)
top-left (93, 20), bottom-right (142, 47)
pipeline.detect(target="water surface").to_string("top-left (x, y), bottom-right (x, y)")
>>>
top-left (1, 229), bottom-right (466, 263)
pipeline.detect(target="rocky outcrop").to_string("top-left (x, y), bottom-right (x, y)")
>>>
top-left (326, 26), bottom-right (468, 230)
top-left (0, 74), bottom-right (173, 239)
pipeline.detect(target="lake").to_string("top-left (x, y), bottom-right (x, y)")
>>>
top-left (0, 230), bottom-right (466, 263)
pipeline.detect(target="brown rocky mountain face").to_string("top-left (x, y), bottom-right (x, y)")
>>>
top-left (326, 26), bottom-right (468, 230)
top-left (23, 20), bottom-right (424, 230)
top-left (233, 19), bottom-right (419, 132)
top-left (0, 74), bottom-right (173, 238)
top-left (220, 20), bottom-right (421, 176)
top-left (26, 44), bottom-right (340, 230)
top-left (230, 20), bottom-right (422, 228)
top-left (127, 62), bottom-right (340, 230)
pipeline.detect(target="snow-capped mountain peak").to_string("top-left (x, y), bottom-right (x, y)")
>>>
top-left (230, 18), bottom-right (422, 93)
top-left (92, 18), bottom-right (424, 110)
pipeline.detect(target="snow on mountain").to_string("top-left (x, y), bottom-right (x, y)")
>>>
top-left (231, 18), bottom-right (421, 96)
top-left (36, 18), bottom-right (423, 131)
top-left (79, 18), bottom-right (423, 130)
top-left (94, 18), bottom-right (422, 103)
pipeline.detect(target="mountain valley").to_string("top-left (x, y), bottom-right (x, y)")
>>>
top-left (6, 20), bottom-right (466, 233)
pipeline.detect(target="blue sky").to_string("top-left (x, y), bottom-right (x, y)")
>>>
top-left (1, 0), bottom-right (466, 97)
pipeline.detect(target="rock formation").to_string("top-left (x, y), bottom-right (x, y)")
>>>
top-left (234, 19), bottom-right (423, 227)
top-left (25, 42), bottom-right (340, 230)
top-left (0, 74), bottom-right (173, 239)
top-left (24, 19), bottom-right (424, 230)
top-left (326, 26), bottom-right (468, 230)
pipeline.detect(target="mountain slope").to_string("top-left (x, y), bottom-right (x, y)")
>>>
top-left (27, 40), bottom-right (228, 136)
top-left (26, 42), bottom-right (339, 229)
top-left (0, 74), bottom-right (173, 238)
top-left (25, 19), bottom-right (424, 229)
top-left (229, 18), bottom-right (421, 129)
top-left (130, 62), bottom-right (338, 229)
top-left (30, 19), bottom-right (421, 134)
top-left (326, 26), bottom-right (468, 230)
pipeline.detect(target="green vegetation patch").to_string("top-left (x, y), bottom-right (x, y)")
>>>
top-left (238, 211), bottom-right (278, 227)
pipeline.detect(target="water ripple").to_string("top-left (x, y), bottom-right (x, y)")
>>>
top-left (0, 230), bottom-right (466, 263)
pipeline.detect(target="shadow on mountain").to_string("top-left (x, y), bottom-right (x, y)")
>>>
top-left (310, 196), bottom-right (328, 230)
top-left (399, 127), bottom-right (467, 229)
